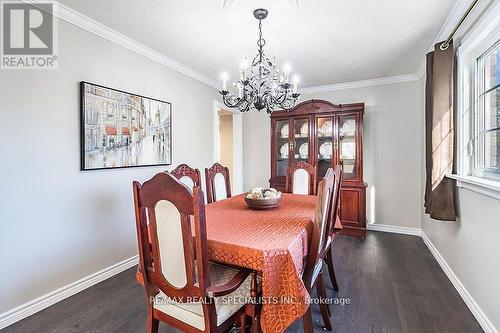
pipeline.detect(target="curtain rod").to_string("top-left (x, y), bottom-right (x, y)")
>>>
top-left (440, 0), bottom-right (481, 50)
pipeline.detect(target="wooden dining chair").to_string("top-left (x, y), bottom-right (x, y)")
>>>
top-left (132, 172), bottom-right (258, 333)
top-left (286, 161), bottom-right (317, 195)
top-left (205, 163), bottom-right (231, 203)
top-left (301, 170), bottom-right (334, 332)
top-left (324, 166), bottom-right (343, 292)
top-left (170, 163), bottom-right (202, 192)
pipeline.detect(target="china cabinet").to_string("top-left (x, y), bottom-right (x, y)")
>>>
top-left (270, 99), bottom-right (367, 238)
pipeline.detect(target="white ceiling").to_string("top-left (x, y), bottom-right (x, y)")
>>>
top-left (58, 0), bottom-right (458, 88)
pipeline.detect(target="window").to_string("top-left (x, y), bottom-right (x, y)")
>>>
top-left (475, 42), bottom-right (500, 179)
top-left (456, 18), bottom-right (500, 186)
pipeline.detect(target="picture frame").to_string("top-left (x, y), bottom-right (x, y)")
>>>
top-left (80, 81), bottom-right (172, 170)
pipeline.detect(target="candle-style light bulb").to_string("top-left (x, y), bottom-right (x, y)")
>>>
top-left (240, 57), bottom-right (249, 80)
top-left (238, 83), bottom-right (243, 98)
top-left (293, 75), bottom-right (299, 93)
top-left (221, 72), bottom-right (228, 91)
top-left (283, 63), bottom-right (291, 83)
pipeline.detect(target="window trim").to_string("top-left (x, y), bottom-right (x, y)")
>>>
top-left (447, 174), bottom-right (500, 201)
top-left (475, 40), bottom-right (500, 179)
top-left (452, 5), bottom-right (500, 199)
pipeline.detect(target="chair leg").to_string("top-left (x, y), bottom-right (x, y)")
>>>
top-left (147, 306), bottom-right (159, 333)
top-left (302, 307), bottom-right (314, 333)
top-left (249, 304), bottom-right (260, 333)
top-left (316, 272), bottom-right (332, 331)
top-left (240, 313), bottom-right (247, 333)
top-left (326, 245), bottom-right (339, 292)
top-left (249, 273), bottom-right (261, 333)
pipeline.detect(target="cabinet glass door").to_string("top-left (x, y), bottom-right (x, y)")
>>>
top-left (275, 119), bottom-right (291, 177)
top-left (292, 118), bottom-right (310, 163)
top-left (316, 116), bottom-right (334, 178)
top-left (338, 115), bottom-right (357, 179)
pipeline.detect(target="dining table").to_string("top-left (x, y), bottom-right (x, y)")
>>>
top-left (137, 193), bottom-right (317, 333)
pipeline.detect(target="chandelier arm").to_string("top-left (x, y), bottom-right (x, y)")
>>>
top-left (222, 93), bottom-right (249, 110)
top-left (274, 89), bottom-right (288, 104)
top-left (221, 94), bottom-right (237, 108)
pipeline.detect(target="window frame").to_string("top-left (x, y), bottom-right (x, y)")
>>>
top-left (453, 9), bottom-right (500, 200)
top-left (475, 40), bottom-right (500, 179)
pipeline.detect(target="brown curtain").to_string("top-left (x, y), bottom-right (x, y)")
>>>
top-left (424, 41), bottom-right (457, 221)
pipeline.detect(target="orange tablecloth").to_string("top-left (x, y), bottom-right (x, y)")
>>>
top-left (205, 194), bottom-right (315, 333)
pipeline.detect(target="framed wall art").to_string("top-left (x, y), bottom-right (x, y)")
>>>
top-left (80, 81), bottom-right (172, 170)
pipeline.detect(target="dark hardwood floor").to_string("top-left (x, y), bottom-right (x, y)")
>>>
top-left (1, 232), bottom-right (483, 333)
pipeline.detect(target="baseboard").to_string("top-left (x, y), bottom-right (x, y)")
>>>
top-left (0, 255), bottom-right (138, 330)
top-left (367, 223), bottom-right (499, 332)
top-left (366, 223), bottom-right (422, 236)
top-left (421, 232), bottom-right (498, 333)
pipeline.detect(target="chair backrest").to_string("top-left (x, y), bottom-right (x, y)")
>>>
top-left (287, 161), bottom-right (317, 195)
top-left (170, 163), bottom-right (202, 192)
top-left (205, 163), bottom-right (231, 203)
top-left (328, 165), bottom-right (343, 235)
top-left (133, 172), bottom-right (211, 302)
top-left (303, 170), bottom-right (334, 288)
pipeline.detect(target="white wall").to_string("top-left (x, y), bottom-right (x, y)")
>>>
top-left (422, 191), bottom-right (500, 329)
top-left (244, 81), bottom-right (423, 228)
top-left (420, 0), bottom-right (500, 330)
top-left (243, 111), bottom-right (271, 190)
top-left (0, 20), bottom-right (218, 315)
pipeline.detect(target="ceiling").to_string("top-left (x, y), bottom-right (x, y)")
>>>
top-left (58, 0), bottom-right (458, 88)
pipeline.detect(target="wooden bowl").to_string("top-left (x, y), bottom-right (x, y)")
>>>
top-left (244, 196), bottom-right (281, 210)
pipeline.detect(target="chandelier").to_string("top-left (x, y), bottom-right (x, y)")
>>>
top-left (219, 8), bottom-right (300, 114)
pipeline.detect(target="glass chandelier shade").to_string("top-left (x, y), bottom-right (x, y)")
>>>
top-left (219, 8), bottom-right (300, 114)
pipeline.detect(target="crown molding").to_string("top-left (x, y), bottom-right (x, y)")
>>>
top-left (53, 1), bottom-right (420, 94)
top-left (299, 73), bottom-right (419, 94)
top-left (29, 1), bottom-right (464, 94)
top-left (415, 60), bottom-right (426, 79)
top-left (35, 1), bottom-right (219, 88)
top-left (304, 0), bottom-right (478, 92)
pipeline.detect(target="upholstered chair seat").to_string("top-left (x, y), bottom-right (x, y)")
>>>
top-left (153, 262), bottom-right (253, 331)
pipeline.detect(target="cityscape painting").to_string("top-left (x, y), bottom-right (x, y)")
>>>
top-left (80, 82), bottom-right (172, 170)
